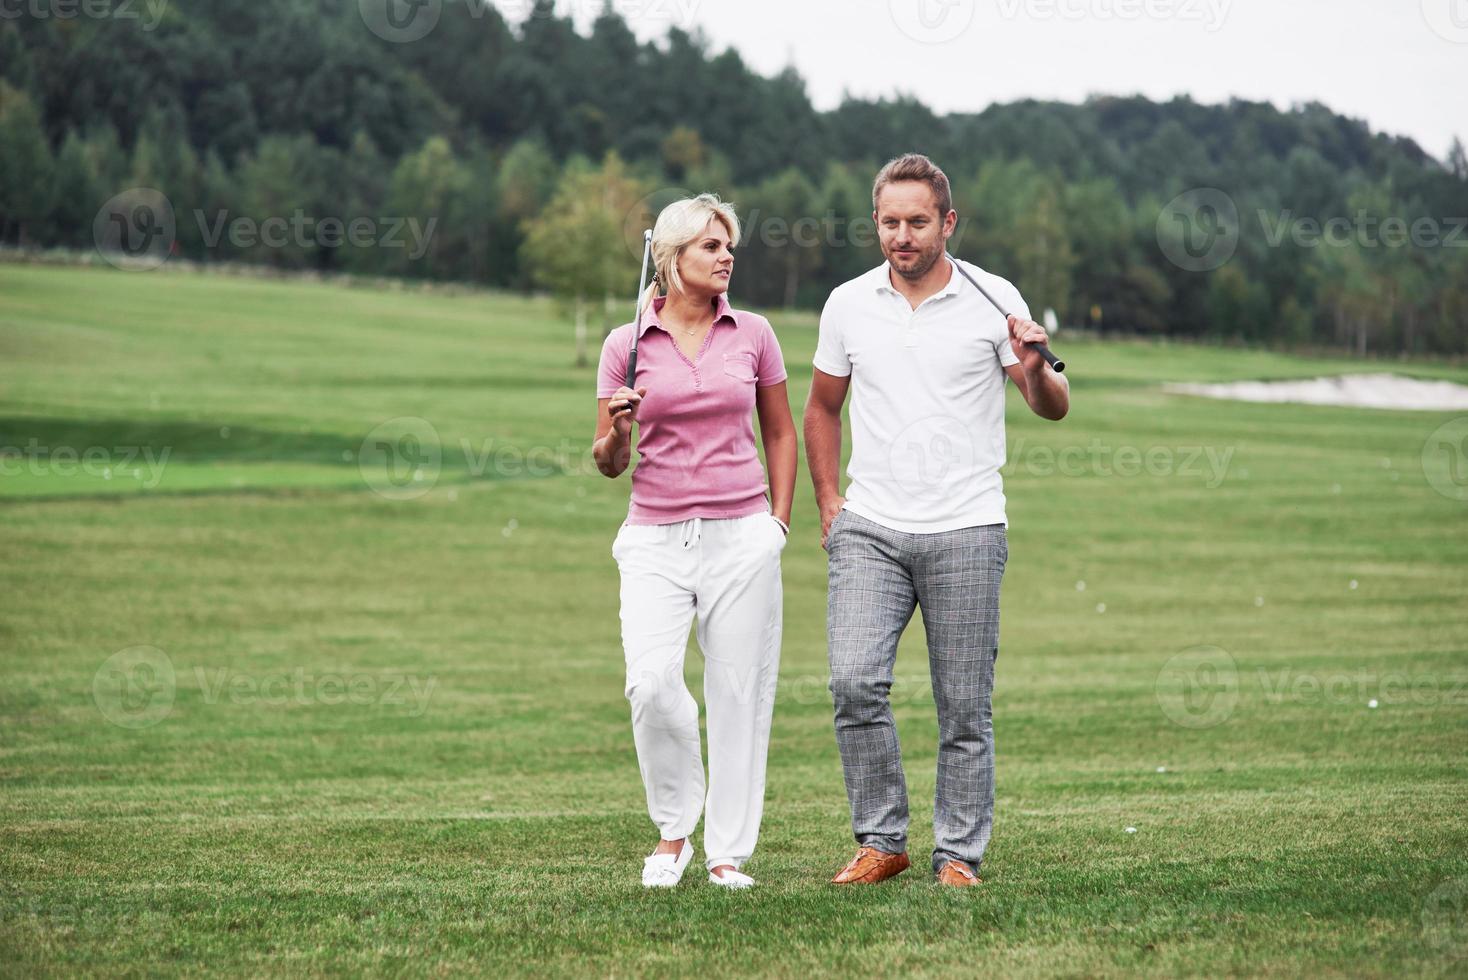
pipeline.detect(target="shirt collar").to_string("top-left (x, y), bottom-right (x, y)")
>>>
top-left (870, 258), bottom-right (963, 301)
top-left (637, 292), bottom-right (736, 337)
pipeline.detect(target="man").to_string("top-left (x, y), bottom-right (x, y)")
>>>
top-left (804, 153), bottom-right (1068, 887)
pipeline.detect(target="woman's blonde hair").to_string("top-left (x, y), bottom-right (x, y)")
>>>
top-left (637, 193), bottom-right (740, 318)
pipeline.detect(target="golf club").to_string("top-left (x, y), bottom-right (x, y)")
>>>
top-left (946, 253), bottom-right (1066, 373)
top-left (615, 228), bottom-right (654, 416)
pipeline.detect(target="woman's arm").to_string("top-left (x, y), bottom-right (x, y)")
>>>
top-left (592, 386), bottom-right (645, 478)
top-left (755, 381), bottom-right (798, 527)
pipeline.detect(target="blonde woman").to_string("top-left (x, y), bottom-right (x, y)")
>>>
top-left (593, 195), bottom-right (797, 889)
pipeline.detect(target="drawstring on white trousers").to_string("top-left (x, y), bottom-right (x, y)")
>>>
top-left (680, 517), bottom-right (702, 550)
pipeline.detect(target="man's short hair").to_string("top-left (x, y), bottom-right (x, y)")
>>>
top-left (872, 153), bottom-right (952, 218)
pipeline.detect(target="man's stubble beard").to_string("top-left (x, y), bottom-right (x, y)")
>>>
top-left (884, 239), bottom-right (946, 282)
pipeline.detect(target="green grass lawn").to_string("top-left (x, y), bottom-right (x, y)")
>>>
top-left (2, 263), bottom-right (1466, 977)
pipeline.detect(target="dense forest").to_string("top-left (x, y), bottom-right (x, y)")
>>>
top-left (2, 0), bottom-right (1466, 353)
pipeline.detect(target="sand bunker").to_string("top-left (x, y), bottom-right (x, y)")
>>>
top-left (1163, 373), bottom-right (1468, 411)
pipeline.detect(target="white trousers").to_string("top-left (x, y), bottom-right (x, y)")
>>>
top-left (612, 512), bottom-right (785, 871)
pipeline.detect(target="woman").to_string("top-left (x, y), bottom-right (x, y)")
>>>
top-left (593, 194), bottom-right (797, 889)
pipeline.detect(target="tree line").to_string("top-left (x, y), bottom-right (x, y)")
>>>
top-left (2, 0), bottom-right (1465, 354)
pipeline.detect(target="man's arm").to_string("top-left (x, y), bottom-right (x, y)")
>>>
top-left (1002, 315), bottom-right (1069, 421)
top-left (803, 368), bottom-right (850, 549)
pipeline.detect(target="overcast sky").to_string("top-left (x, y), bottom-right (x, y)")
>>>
top-left (493, 0), bottom-right (1466, 162)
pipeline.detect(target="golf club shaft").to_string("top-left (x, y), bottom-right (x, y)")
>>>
top-left (620, 229), bottom-right (653, 410)
top-left (947, 254), bottom-right (1066, 373)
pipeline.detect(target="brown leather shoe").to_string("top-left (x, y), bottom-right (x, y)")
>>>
top-left (935, 860), bottom-right (982, 887)
top-left (830, 846), bottom-right (911, 884)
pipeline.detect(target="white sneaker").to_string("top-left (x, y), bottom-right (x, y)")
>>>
top-left (641, 840), bottom-right (693, 888)
top-left (708, 866), bottom-right (754, 889)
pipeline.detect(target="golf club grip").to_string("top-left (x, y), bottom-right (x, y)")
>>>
top-left (1038, 346), bottom-right (1065, 373)
top-left (614, 348), bottom-right (638, 416)
top-left (623, 228), bottom-right (652, 409)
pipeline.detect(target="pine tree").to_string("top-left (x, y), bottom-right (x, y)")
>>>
top-left (50, 129), bottom-right (98, 248)
top-left (0, 84), bottom-right (55, 245)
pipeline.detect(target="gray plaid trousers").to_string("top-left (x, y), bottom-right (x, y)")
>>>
top-left (825, 509), bottom-right (1007, 875)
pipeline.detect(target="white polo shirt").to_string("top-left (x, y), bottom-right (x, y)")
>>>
top-left (813, 258), bottom-right (1025, 533)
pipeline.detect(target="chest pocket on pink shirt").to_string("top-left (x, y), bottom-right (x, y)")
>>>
top-left (722, 352), bottom-right (757, 382)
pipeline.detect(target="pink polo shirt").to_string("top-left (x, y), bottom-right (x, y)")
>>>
top-left (597, 293), bottom-right (787, 525)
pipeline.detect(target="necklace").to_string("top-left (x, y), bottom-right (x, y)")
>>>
top-left (667, 317), bottom-right (710, 336)
top-left (662, 297), bottom-right (715, 337)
